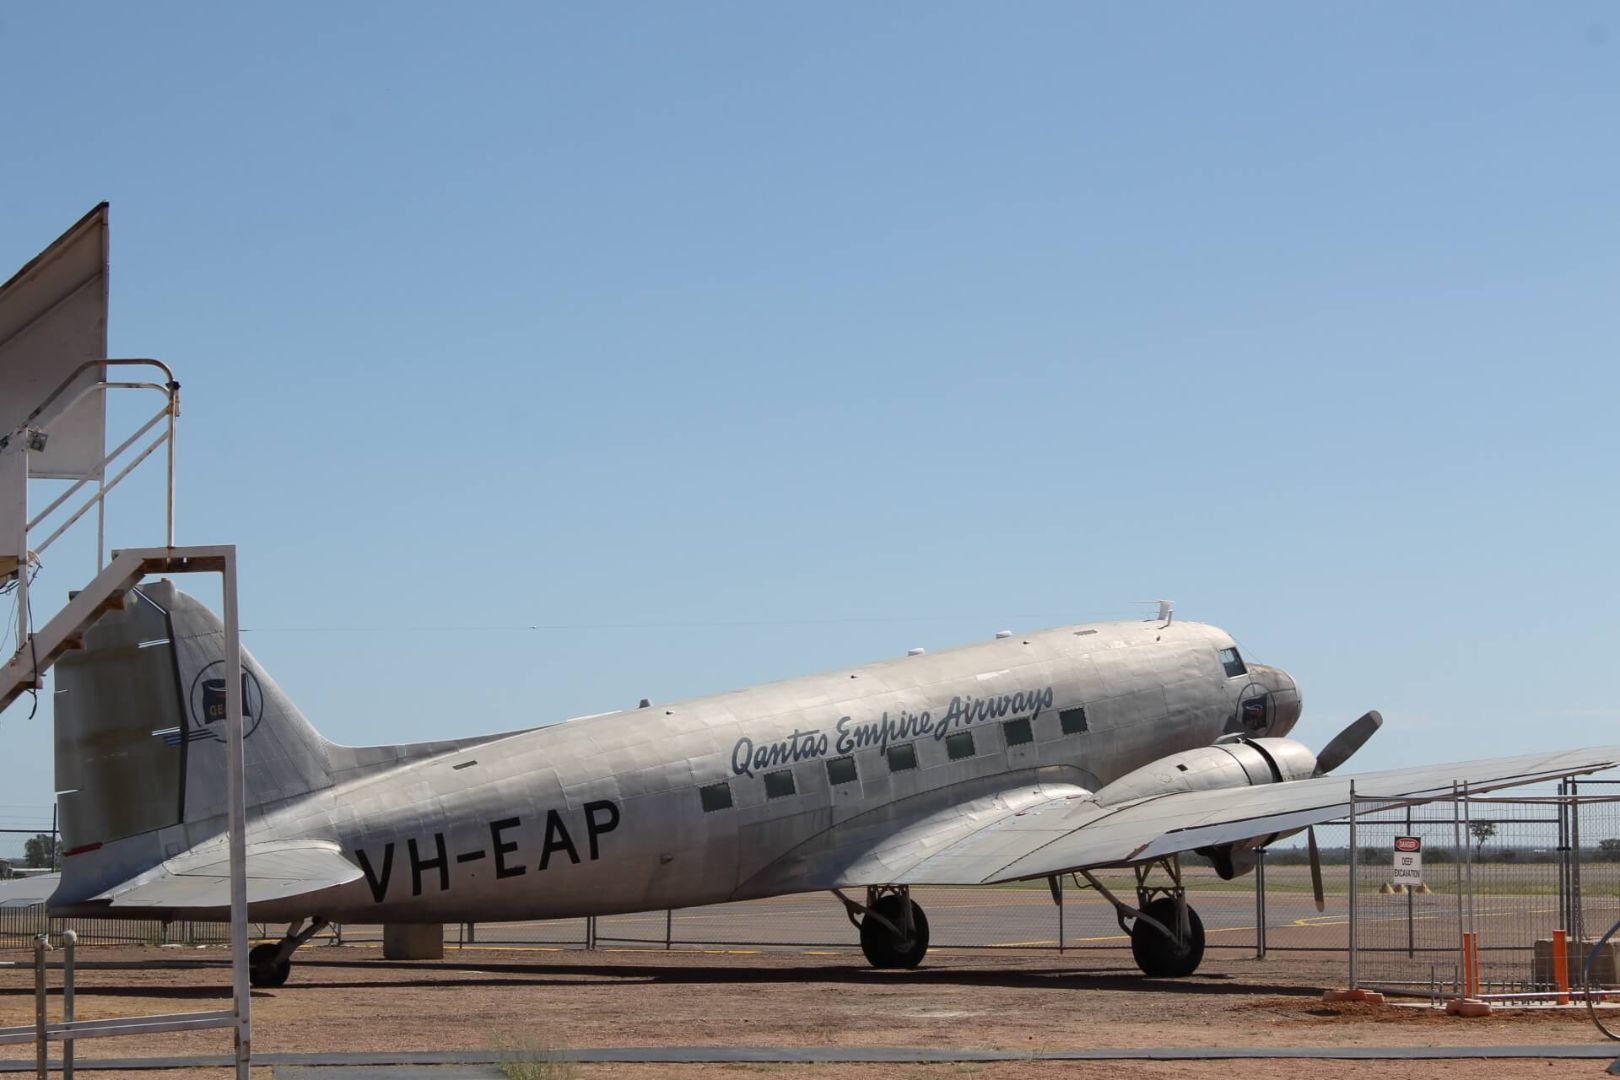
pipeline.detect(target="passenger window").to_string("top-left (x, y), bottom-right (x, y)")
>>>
top-left (1060, 707), bottom-right (1088, 735)
top-left (764, 769), bottom-right (796, 799)
top-left (1219, 647), bottom-right (1247, 678)
top-left (826, 755), bottom-right (858, 786)
top-left (1003, 717), bottom-right (1033, 746)
top-left (886, 742), bottom-right (918, 772)
top-left (699, 781), bottom-right (733, 812)
top-left (946, 731), bottom-right (976, 760)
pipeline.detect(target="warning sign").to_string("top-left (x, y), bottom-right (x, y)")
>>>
top-left (1393, 836), bottom-right (1423, 885)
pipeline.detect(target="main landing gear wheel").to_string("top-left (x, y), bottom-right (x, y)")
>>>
top-left (247, 916), bottom-right (330, 988)
top-left (248, 942), bottom-right (291, 989)
top-left (860, 893), bottom-right (930, 969)
top-left (1130, 897), bottom-right (1205, 978)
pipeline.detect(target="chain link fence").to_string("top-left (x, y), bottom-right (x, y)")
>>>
top-left (4, 780), bottom-right (1615, 994)
top-left (1342, 780), bottom-right (1620, 999)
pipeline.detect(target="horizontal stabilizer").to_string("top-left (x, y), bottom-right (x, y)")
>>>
top-left (93, 840), bottom-right (360, 909)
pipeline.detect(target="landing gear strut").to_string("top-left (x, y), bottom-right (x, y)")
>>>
top-left (835, 885), bottom-right (930, 969)
top-left (1081, 856), bottom-right (1206, 978)
top-left (248, 917), bottom-right (329, 988)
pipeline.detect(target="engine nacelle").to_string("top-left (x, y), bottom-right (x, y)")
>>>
top-left (1198, 841), bottom-right (1261, 880)
top-left (1092, 737), bottom-right (1318, 807)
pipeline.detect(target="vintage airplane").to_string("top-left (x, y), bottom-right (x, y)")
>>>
top-left (46, 582), bottom-right (1620, 987)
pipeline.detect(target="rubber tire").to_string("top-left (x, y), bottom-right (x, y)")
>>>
top-left (1130, 897), bottom-right (1205, 978)
top-left (248, 942), bottom-right (291, 989)
top-left (860, 895), bottom-right (930, 969)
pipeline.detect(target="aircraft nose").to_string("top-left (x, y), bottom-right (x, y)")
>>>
top-left (1250, 664), bottom-right (1302, 736)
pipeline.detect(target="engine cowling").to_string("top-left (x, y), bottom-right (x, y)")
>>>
top-left (1092, 737), bottom-right (1319, 879)
top-left (1092, 737), bottom-right (1317, 807)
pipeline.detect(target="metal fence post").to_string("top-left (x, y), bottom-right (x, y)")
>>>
top-left (33, 934), bottom-right (46, 1080)
top-left (1557, 780), bottom-right (1571, 952)
top-left (665, 910), bottom-right (672, 951)
top-left (1348, 781), bottom-right (1359, 990)
top-left (1255, 847), bottom-right (1267, 960)
top-left (62, 930), bottom-right (75, 1080)
top-left (1452, 780), bottom-right (1464, 997)
top-left (1461, 780), bottom-right (1476, 992)
top-left (1405, 803), bottom-right (1415, 959)
top-left (1569, 778), bottom-right (1584, 964)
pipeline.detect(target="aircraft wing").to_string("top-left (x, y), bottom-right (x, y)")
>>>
top-left (93, 840), bottom-right (361, 908)
top-left (770, 744), bottom-right (1620, 890)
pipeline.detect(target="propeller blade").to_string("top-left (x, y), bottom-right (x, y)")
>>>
top-left (1307, 825), bottom-right (1325, 914)
top-left (1314, 710), bottom-right (1383, 776)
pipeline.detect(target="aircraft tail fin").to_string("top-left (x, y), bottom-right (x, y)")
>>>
top-left (53, 580), bottom-right (334, 883)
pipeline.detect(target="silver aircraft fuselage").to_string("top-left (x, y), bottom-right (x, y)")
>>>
top-left (224, 618), bottom-right (1297, 923)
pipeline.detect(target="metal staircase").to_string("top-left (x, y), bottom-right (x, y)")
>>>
top-left (1, 357), bottom-right (253, 1078)
top-left (0, 545), bottom-right (230, 712)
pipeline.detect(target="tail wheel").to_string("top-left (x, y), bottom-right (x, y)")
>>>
top-left (248, 942), bottom-right (291, 989)
top-left (860, 894), bottom-right (930, 969)
top-left (1130, 897), bottom-right (1205, 977)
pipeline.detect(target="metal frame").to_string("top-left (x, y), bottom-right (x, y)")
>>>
top-left (1, 354), bottom-right (250, 1078)
top-left (0, 547), bottom-right (250, 1078)
top-left (4, 358), bottom-right (179, 654)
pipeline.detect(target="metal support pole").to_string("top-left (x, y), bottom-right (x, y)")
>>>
top-left (221, 551), bottom-right (251, 1079)
top-left (1255, 847), bottom-right (1267, 960)
top-left (1348, 781), bottom-right (1358, 989)
top-left (1569, 779), bottom-right (1584, 958)
top-left (1462, 780), bottom-right (1476, 989)
top-left (63, 930), bottom-right (75, 1080)
top-left (664, 909), bottom-right (672, 951)
top-left (15, 448), bottom-right (29, 658)
top-left (1406, 804), bottom-right (1415, 959)
top-left (33, 935), bottom-right (46, 1080)
top-left (1452, 780), bottom-right (1464, 997)
top-left (164, 388), bottom-right (177, 548)
top-left (1557, 780), bottom-right (1571, 956)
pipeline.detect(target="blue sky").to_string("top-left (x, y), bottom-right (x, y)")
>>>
top-left (1, 4), bottom-right (1616, 843)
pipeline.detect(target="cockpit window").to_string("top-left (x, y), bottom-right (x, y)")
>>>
top-left (1218, 647), bottom-right (1247, 678)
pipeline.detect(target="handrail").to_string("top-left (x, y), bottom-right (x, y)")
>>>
top-left (10, 357), bottom-right (177, 436)
top-left (5, 357), bottom-right (180, 661)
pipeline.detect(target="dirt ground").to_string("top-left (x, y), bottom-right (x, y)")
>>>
top-left (0, 944), bottom-right (1615, 1079)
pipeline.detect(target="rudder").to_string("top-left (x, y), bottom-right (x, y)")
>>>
top-left (54, 579), bottom-right (332, 856)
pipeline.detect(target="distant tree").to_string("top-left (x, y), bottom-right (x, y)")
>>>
top-left (1469, 821), bottom-right (1497, 853)
top-left (1600, 838), bottom-right (1620, 863)
top-left (23, 834), bottom-right (57, 870)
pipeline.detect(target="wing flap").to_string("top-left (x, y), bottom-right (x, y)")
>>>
top-left (94, 840), bottom-right (361, 908)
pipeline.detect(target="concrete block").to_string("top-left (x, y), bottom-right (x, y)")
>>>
top-left (383, 923), bottom-right (444, 960)
top-left (1534, 938), bottom-right (1619, 986)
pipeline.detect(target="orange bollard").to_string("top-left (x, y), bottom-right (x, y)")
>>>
top-left (1552, 929), bottom-right (1570, 1005)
